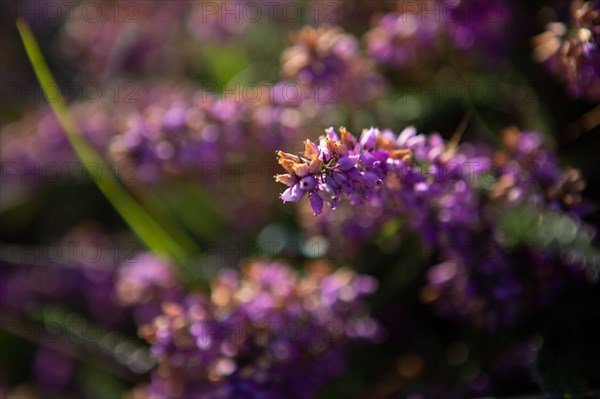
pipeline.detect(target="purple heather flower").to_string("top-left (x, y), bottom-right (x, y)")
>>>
top-left (281, 26), bottom-right (357, 86)
top-left (281, 183), bottom-right (307, 203)
top-left (276, 126), bottom-right (477, 220)
top-left (277, 126), bottom-right (597, 330)
top-left (309, 192), bottom-right (324, 215)
top-left (360, 128), bottom-right (379, 151)
top-left (116, 252), bottom-right (185, 325)
top-left (364, 1), bottom-right (513, 69)
top-left (442, 0), bottom-right (512, 54)
top-left (494, 127), bottom-right (588, 213)
top-left (1, 79), bottom-right (326, 234)
top-left (1, 79), bottom-right (324, 192)
top-left (137, 261), bottom-right (380, 399)
top-left (533, 0), bottom-right (600, 102)
top-left (281, 26), bottom-right (386, 104)
top-left (365, 6), bottom-right (441, 67)
top-left (60, 1), bottom-right (189, 79)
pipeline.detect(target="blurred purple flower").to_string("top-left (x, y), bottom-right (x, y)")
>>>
top-left (533, 0), bottom-right (600, 102)
top-left (137, 261), bottom-right (380, 398)
top-left (365, 6), bottom-right (441, 67)
top-left (281, 26), bottom-right (386, 104)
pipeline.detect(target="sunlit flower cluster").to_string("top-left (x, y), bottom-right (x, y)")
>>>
top-left (276, 126), bottom-right (598, 329)
top-left (137, 261), bottom-right (379, 398)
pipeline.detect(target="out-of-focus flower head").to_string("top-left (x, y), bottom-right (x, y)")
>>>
top-left (365, 2), bottom-right (442, 68)
top-left (116, 252), bottom-right (185, 325)
top-left (282, 26), bottom-right (358, 85)
top-left (0, 80), bottom-right (326, 233)
top-left (442, 0), bottom-right (512, 57)
top-left (281, 26), bottom-right (386, 104)
top-left (137, 261), bottom-right (380, 398)
top-left (491, 127), bottom-right (588, 213)
top-left (533, 0), bottom-right (600, 101)
top-left (60, 1), bottom-right (189, 80)
top-left (0, 102), bottom-right (113, 191)
top-left (107, 85), bottom-right (249, 183)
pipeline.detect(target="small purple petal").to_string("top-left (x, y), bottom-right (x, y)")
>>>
top-left (360, 128), bottom-right (379, 150)
top-left (309, 192), bottom-right (324, 215)
top-left (346, 167), bottom-right (361, 179)
top-left (397, 126), bottom-right (417, 146)
top-left (362, 171), bottom-right (383, 188)
top-left (281, 184), bottom-right (306, 202)
top-left (360, 151), bottom-right (375, 168)
top-left (372, 150), bottom-right (389, 162)
top-left (337, 156), bottom-right (357, 171)
top-left (318, 181), bottom-right (339, 200)
top-left (325, 127), bottom-right (339, 140)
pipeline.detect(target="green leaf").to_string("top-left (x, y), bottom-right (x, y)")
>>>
top-left (15, 18), bottom-right (190, 264)
top-left (153, 183), bottom-right (225, 240)
top-left (202, 45), bottom-right (250, 87)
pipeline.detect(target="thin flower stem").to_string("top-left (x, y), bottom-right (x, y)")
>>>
top-left (444, 43), bottom-right (499, 142)
top-left (448, 111), bottom-right (473, 154)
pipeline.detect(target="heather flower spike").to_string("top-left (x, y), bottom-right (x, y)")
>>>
top-left (277, 126), bottom-right (598, 330)
top-left (138, 261), bottom-right (380, 398)
top-left (276, 126), bottom-right (440, 215)
top-left (281, 26), bottom-right (386, 104)
top-left (533, 0), bottom-right (600, 101)
top-left (276, 127), bottom-right (390, 215)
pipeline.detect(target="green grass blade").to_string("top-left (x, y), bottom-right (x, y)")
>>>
top-left (15, 18), bottom-right (188, 262)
